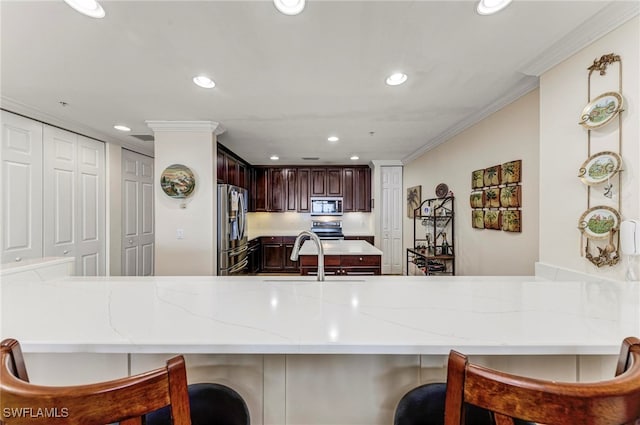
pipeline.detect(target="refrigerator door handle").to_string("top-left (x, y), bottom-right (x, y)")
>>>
top-left (238, 192), bottom-right (246, 240)
top-left (231, 244), bottom-right (248, 256)
top-left (228, 258), bottom-right (248, 274)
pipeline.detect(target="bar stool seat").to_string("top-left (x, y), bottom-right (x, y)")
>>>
top-left (146, 382), bottom-right (250, 425)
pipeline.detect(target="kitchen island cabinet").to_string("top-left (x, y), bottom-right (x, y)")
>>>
top-left (2, 266), bottom-right (636, 425)
top-left (298, 239), bottom-right (382, 276)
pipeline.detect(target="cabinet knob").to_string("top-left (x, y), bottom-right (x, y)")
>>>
top-left (129, 239), bottom-right (134, 245)
top-left (359, 257), bottom-right (363, 261)
top-left (63, 250), bottom-right (69, 255)
top-left (15, 257), bottom-right (22, 262)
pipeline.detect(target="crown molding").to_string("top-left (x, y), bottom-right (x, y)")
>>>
top-left (1, 96), bottom-right (153, 157)
top-left (370, 160), bottom-right (404, 167)
top-left (402, 2), bottom-right (639, 165)
top-left (402, 76), bottom-right (539, 165)
top-left (146, 120), bottom-right (225, 135)
top-left (518, 1), bottom-right (640, 77)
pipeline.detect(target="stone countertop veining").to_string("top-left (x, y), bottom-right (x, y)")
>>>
top-left (1, 274), bottom-right (637, 356)
top-left (298, 239), bottom-right (382, 256)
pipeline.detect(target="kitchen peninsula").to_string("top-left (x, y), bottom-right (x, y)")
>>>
top-left (1, 262), bottom-right (638, 425)
top-left (298, 239), bottom-right (382, 275)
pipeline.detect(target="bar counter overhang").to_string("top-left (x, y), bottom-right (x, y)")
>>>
top-left (2, 274), bottom-right (638, 356)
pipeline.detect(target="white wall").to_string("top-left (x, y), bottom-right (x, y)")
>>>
top-left (403, 90), bottom-right (540, 276)
top-left (151, 124), bottom-right (218, 276)
top-left (539, 17), bottom-right (639, 281)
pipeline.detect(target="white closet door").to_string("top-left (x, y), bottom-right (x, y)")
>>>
top-left (43, 127), bottom-right (76, 262)
top-left (1, 111), bottom-right (43, 264)
top-left (381, 166), bottom-right (403, 274)
top-left (43, 127), bottom-right (105, 276)
top-left (76, 135), bottom-right (105, 276)
top-left (122, 149), bottom-right (154, 276)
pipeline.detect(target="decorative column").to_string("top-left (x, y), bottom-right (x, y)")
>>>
top-left (146, 121), bottom-right (224, 276)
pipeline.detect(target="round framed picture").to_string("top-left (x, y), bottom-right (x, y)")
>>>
top-left (160, 164), bottom-right (196, 198)
top-left (578, 151), bottom-right (621, 185)
top-left (578, 91), bottom-right (623, 129)
top-left (435, 183), bottom-right (449, 198)
top-left (578, 205), bottom-right (620, 239)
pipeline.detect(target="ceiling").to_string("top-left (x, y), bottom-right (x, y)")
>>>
top-left (1, 1), bottom-right (637, 165)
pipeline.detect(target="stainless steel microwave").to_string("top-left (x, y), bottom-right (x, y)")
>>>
top-left (310, 197), bottom-right (343, 216)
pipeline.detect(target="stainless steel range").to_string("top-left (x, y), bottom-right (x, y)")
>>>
top-left (311, 220), bottom-right (344, 240)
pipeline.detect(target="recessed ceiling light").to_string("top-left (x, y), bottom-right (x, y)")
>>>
top-left (328, 136), bottom-right (339, 142)
top-left (386, 72), bottom-right (408, 86)
top-left (63, 0), bottom-right (105, 18)
top-left (273, 0), bottom-right (306, 16)
top-left (114, 125), bottom-right (131, 132)
top-left (270, 155), bottom-right (279, 160)
top-left (350, 156), bottom-right (359, 161)
top-left (476, 0), bottom-right (513, 15)
top-left (193, 75), bottom-right (216, 89)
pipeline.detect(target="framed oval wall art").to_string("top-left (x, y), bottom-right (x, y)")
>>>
top-left (578, 151), bottom-right (621, 185)
top-left (578, 91), bottom-right (623, 129)
top-left (160, 164), bottom-right (196, 198)
top-left (578, 205), bottom-right (620, 239)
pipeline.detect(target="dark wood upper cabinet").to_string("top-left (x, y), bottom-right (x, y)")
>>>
top-left (269, 168), bottom-right (286, 212)
top-left (310, 169), bottom-right (326, 196)
top-left (249, 165), bottom-right (370, 213)
top-left (355, 167), bottom-right (371, 212)
top-left (297, 168), bottom-right (310, 212)
top-left (341, 167), bottom-right (370, 212)
top-left (310, 168), bottom-right (342, 196)
top-left (227, 155), bottom-right (238, 187)
top-left (216, 150), bottom-right (227, 183)
top-left (217, 144), bottom-right (251, 190)
top-left (326, 168), bottom-right (343, 196)
top-left (252, 167), bottom-right (268, 212)
top-left (238, 162), bottom-right (248, 189)
top-left (286, 168), bottom-right (297, 211)
top-left (342, 168), bottom-right (355, 212)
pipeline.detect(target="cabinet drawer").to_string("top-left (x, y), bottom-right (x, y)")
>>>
top-left (340, 255), bottom-right (380, 267)
top-left (261, 236), bottom-right (284, 244)
top-left (299, 255), bottom-right (340, 267)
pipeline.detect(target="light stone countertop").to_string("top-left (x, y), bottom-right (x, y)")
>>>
top-left (298, 239), bottom-right (382, 256)
top-left (1, 273), bottom-right (638, 356)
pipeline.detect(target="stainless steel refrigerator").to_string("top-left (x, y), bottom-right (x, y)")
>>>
top-left (217, 184), bottom-right (249, 275)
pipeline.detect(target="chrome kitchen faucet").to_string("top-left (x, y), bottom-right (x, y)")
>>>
top-left (290, 230), bottom-right (325, 281)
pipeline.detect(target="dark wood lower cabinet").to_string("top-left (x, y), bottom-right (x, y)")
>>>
top-left (299, 255), bottom-right (381, 276)
top-left (260, 236), bottom-right (299, 273)
top-left (247, 238), bottom-right (261, 274)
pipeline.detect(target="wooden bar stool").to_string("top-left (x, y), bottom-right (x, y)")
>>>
top-left (444, 336), bottom-right (640, 425)
top-left (0, 338), bottom-right (191, 425)
top-left (395, 337), bottom-right (640, 425)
